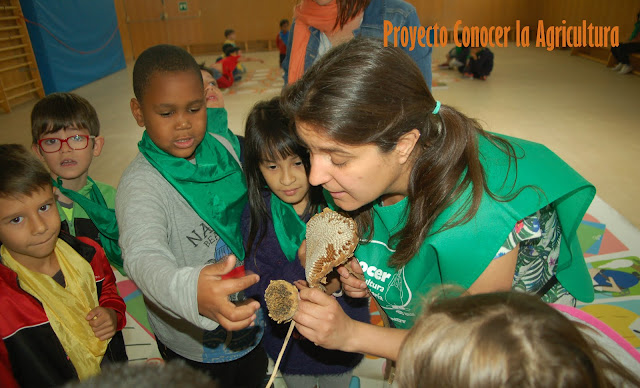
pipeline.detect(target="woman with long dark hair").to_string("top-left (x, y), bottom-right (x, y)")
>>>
top-left (282, 37), bottom-right (596, 361)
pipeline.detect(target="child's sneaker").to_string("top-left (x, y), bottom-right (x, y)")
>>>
top-left (480, 75), bottom-right (488, 80)
top-left (611, 63), bottom-right (624, 71)
top-left (438, 62), bottom-right (450, 69)
top-left (462, 72), bottom-right (473, 79)
top-left (618, 64), bottom-right (633, 74)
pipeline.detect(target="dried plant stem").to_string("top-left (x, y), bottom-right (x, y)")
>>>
top-left (265, 320), bottom-right (296, 388)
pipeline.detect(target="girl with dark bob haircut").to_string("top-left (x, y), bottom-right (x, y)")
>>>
top-left (241, 97), bottom-right (369, 387)
top-left (282, 37), bottom-right (596, 362)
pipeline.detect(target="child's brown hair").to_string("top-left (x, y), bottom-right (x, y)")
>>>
top-left (30, 92), bottom-right (100, 143)
top-left (0, 144), bottom-right (51, 198)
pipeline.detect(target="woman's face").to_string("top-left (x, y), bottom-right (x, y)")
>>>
top-left (296, 121), bottom-right (410, 211)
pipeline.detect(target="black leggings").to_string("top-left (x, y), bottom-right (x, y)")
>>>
top-left (156, 339), bottom-right (269, 388)
top-left (611, 42), bottom-right (640, 64)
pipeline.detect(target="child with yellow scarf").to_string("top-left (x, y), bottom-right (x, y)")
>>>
top-left (0, 144), bottom-right (127, 388)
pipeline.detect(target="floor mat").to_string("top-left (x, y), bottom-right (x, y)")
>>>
top-left (576, 196), bottom-right (640, 348)
top-left (225, 68), bottom-right (284, 95)
top-left (431, 64), bottom-right (463, 90)
top-left (225, 66), bottom-right (457, 93)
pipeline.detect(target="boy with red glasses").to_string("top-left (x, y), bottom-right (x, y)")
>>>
top-left (30, 93), bottom-right (123, 274)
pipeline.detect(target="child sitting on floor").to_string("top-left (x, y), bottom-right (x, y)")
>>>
top-left (396, 291), bottom-right (640, 387)
top-left (224, 28), bottom-right (237, 47)
top-left (0, 144), bottom-right (127, 388)
top-left (215, 44), bottom-right (264, 88)
top-left (219, 28), bottom-right (248, 77)
top-left (30, 93), bottom-right (123, 274)
top-left (439, 33), bottom-right (469, 70)
top-left (461, 46), bottom-right (494, 80)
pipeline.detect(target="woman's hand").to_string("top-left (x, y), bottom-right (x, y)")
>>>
top-left (294, 280), bottom-right (408, 361)
top-left (337, 257), bottom-right (369, 298)
top-left (293, 285), bottom-right (358, 351)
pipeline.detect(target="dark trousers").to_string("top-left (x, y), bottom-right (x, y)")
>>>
top-left (611, 42), bottom-right (640, 64)
top-left (448, 46), bottom-right (470, 63)
top-left (156, 339), bottom-right (269, 388)
top-left (462, 50), bottom-right (494, 78)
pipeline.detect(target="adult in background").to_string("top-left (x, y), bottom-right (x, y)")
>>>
top-left (283, 0), bottom-right (432, 88)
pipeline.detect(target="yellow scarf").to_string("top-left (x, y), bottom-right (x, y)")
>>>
top-left (1, 239), bottom-right (108, 380)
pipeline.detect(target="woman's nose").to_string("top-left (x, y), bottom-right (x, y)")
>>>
top-left (307, 155), bottom-right (330, 186)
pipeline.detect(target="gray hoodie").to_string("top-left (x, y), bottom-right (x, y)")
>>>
top-left (116, 143), bottom-right (262, 363)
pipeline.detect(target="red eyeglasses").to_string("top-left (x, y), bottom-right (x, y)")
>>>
top-left (37, 135), bottom-right (96, 153)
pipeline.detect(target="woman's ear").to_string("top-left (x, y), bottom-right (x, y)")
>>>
top-left (395, 129), bottom-right (421, 164)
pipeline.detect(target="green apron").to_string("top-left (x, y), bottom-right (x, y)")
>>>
top-left (354, 134), bottom-right (595, 329)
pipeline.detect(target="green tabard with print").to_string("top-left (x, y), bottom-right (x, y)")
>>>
top-left (354, 134), bottom-right (595, 329)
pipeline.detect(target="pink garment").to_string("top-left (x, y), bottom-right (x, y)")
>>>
top-left (552, 303), bottom-right (640, 362)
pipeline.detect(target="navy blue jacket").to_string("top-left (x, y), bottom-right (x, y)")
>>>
top-left (242, 192), bottom-right (369, 375)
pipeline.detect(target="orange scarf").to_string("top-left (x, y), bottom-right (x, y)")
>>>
top-left (288, 0), bottom-right (341, 84)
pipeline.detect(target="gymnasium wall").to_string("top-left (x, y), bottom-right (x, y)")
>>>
top-left (115, 0), bottom-right (640, 61)
top-left (539, 0), bottom-right (640, 40)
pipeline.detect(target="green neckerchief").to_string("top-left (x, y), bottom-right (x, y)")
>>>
top-left (138, 130), bottom-right (247, 260)
top-left (52, 176), bottom-right (124, 275)
top-left (207, 107), bottom-right (241, 159)
top-left (270, 193), bottom-right (307, 262)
